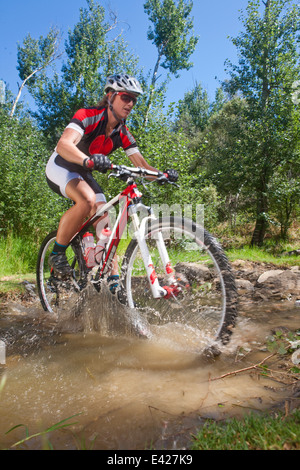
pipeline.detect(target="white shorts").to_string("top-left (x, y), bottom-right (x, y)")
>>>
top-left (46, 152), bottom-right (106, 203)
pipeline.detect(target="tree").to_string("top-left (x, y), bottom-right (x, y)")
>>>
top-left (17, 0), bottom-right (139, 144)
top-left (174, 83), bottom-right (227, 137)
top-left (175, 82), bottom-right (210, 136)
top-left (143, 0), bottom-right (199, 126)
top-left (224, 0), bottom-right (300, 245)
top-left (268, 171), bottom-right (300, 239)
top-left (11, 27), bottom-right (62, 118)
top-left (196, 98), bottom-right (249, 193)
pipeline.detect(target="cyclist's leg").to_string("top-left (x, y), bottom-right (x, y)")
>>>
top-left (56, 178), bottom-right (98, 245)
top-left (46, 155), bottom-right (104, 275)
top-left (47, 154), bottom-right (119, 280)
top-left (60, 180), bottom-right (119, 281)
top-left (46, 153), bottom-right (107, 245)
top-left (48, 179), bottom-right (97, 276)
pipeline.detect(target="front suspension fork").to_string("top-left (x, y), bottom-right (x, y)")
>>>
top-left (130, 209), bottom-right (179, 299)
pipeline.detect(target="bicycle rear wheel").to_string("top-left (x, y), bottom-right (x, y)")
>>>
top-left (121, 217), bottom-right (237, 347)
top-left (36, 231), bottom-right (87, 315)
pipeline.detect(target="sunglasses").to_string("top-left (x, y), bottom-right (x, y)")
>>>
top-left (117, 92), bottom-right (137, 106)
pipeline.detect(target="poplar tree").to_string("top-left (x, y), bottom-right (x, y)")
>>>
top-left (224, 0), bottom-right (300, 245)
top-left (143, 0), bottom-right (199, 126)
top-left (16, 0), bottom-right (139, 144)
top-left (11, 27), bottom-right (61, 118)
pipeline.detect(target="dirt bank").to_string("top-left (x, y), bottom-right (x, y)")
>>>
top-left (231, 260), bottom-right (300, 304)
top-left (1, 261), bottom-right (300, 307)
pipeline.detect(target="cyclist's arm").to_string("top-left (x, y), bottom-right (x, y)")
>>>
top-left (56, 128), bottom-right (87, 166)
top-left (128, 151), bottom-right (158, 177)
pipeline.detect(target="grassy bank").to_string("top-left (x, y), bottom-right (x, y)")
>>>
top-left (0, 234), bottom-right (37, 299)
top-left (0, 233), bottom-right (299, 299)
top-left (227, 246), bottom-right (300, 266)
top-left (1, 232), bottom-right (299, 277)
top-left (191, 409), bottom-right (300, 450)
top-left (0, 234), bottom-right (39, 276)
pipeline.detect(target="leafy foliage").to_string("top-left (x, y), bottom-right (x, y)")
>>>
top-left (223, 0), bottom-right (300, 245)
top-left (143, 0), bottom-right (199, 125)
top-left (17, 0), bottom-right (140, 144)
top-left (1, 0), bottom-right (299, 250)
top-left (0, 111), bottom-right (68, 238)
top-left (144, 0), bottom-right (199, 76)
top-left (17, 27), bottom-right (61, 84)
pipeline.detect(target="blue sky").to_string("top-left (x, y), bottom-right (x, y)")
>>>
top-left (0, 0), bottom-right (250, 107)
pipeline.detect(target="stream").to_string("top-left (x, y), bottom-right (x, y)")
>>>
top-left (0, 289), bottom-right (299, 450)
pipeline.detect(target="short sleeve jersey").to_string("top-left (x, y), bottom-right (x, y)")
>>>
top-left (66, 107), bottom-right (138, 157)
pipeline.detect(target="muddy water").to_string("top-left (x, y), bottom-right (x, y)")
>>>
top-left (0, 289), bottom-right (299, 450)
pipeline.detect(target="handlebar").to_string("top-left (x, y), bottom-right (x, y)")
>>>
top-left (109, 164), bottom-right (178, 186)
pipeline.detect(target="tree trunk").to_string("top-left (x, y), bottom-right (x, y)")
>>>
top-left (10, 77), bottom-right (31, 118)
top-left (143, 51), bottom-right (163, 128)
top-left (10, 66), bottom-right (48, 117)
top-left (250, 174), bottom-right (269, 246)
top-left (251, 1), bottom-right (272, 247)
top-left (250, 210), bottom-right (268, 246)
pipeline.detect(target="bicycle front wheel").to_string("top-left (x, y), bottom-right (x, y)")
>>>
top-left (36, 231), bottom-right (87, 315)
top-left (121, 217), bottom-right (237, 347)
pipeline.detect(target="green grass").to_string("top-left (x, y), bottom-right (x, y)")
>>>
top-left (0, 234), bottom-right (38, 277)
top-left (0, 234), bottom-right (40, 298)
top-left (4, 414), bottom-right (81, 450)
top-left (191, 409), bottom-right (300, 450)
top-left (0, 273), bottom-right (36, 298)
top-left (227, 245), bottom-right (300, 267)
top-left (1, 233), bottom-right (299, 298)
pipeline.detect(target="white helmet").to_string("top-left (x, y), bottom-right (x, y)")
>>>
top-left (104, 73), bottom-right (143, 96)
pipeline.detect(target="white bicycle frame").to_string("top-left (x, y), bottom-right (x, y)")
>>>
top-left (76, 166), bottom-right (179, 299)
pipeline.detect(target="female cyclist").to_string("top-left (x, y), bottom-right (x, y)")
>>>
top-left (45, 73), bottom-right (178, 289)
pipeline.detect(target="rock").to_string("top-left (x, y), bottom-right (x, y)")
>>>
top-left (283, 249), bottom-right (300, 256)
top-left (256, 270), bottom-right (300, 300)
top-left (236, 279), bottom-right (255, 294)
top-left (231, 259), bottom-right (256, 270)
top-left (291, 266), bottom-right (300, 272)
top-left (257, 270), bottom-right (284, 283)
top-left (175, 262), bottom-right (212, 281)
top-left (19, 281), bottom-right (37, 298)
top-left (175, 262), bottom-right (300, 301)
top-left (291, 349), bottom-right (300, 365)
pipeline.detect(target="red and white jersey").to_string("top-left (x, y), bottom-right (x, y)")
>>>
top-left (66, 106), bottom-right (139, 157)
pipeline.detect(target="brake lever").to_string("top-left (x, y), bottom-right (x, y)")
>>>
top-left (156, 175), bottom-right (169, 185)
top-left (156, 176), bottom-right (180, 188)
top-left (140, 177), bottom-right (157, 191)
top-left (108, 172), bottom-right (119, 179)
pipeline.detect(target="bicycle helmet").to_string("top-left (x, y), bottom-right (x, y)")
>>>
top-left (104, 73), bottom-right (143, 96)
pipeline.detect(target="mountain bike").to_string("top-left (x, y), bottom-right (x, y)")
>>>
top-left (36, 165), bottom-right (237, 347)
